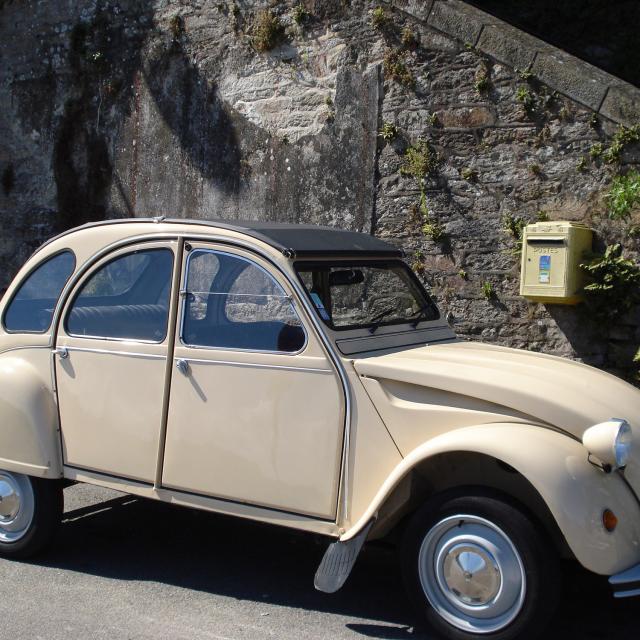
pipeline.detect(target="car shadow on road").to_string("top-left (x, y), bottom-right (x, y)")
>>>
top-left (32, 492), bottom-right (639, 640)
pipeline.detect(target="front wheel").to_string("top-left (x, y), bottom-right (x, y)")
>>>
top-left (0, 471), bottom-right (63, 558)
top-left (401, 491), bottom-right (560, 640)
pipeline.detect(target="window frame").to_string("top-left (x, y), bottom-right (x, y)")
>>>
top-left (294, 258), bottom-right (440, 332)
top-left (179, 248), bottom-right (308, 356)
top-left (2, 249), bottom-right (77, 335)
top-left (63, 246), bottom-right (175, 344)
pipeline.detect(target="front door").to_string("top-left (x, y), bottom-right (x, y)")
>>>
top-left (55, 241), bottom-right (177, 482)
top-left (161, 243), bottom-right (345, 520)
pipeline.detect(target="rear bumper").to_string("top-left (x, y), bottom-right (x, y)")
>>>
top-left (609, 562), bottom-right (640, 598)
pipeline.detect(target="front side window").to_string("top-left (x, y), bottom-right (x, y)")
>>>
top-left (181, 250), bottom-right (305, 353)
top-left (66, 248), bottom-right (173, 342)
top-left (3, 251), bottom-right (76, 333)
top-left (296, 261), bottom-right (439, 331)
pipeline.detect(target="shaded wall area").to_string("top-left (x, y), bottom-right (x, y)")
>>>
top-left (464, 0), bottom-right (640, 87)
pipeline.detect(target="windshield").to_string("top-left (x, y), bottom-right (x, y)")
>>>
top-left (295, 261), bottom-right (439, 331)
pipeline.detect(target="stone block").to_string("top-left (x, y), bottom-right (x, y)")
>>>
top-left (427, 0), bottom-right (491, 47)
top-left (387, 0), bottom-right (435, 22)
top-left (477, 23), bottom-right (550, 71)
top-left (531, 50), bottom-right (617, 111)
top-left (599, 83), bottom-right (640, 127)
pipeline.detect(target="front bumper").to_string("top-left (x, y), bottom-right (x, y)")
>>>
top-left (610, 562), bottom-right (640, 598)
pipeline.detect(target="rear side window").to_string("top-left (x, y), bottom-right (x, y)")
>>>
top-left (66, 248), bottom-right (173, 342)
top-left (3, 251), bottom-right (76, 333)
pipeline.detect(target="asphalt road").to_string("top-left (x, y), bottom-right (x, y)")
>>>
top-left (0, 484), bottom-right (637, 640)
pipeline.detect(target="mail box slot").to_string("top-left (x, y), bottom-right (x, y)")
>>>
top-left (520, 221), bottom-right (593, 304)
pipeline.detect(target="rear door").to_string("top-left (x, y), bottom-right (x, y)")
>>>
top-left (55, 241), bottom-right (178, 482)
top-left (161, 243), bottom-right (345, 519)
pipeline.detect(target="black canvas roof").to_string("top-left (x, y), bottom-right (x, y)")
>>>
top-left (181, 219), bottom-right (403, 258)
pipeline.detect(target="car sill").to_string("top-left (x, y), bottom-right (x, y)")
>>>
top-left (63, 466), bottom-right (340, 538)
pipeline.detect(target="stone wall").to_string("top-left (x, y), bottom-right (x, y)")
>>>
top-left (0, 0), bottom-right (638, 382)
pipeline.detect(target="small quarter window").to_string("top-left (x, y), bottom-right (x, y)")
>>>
top-left (66, 248), bottom-right (173, 342)
top-left (181, 250), bottom-right (305, 353)
top-left (3, 251), bottom-right (76, 333)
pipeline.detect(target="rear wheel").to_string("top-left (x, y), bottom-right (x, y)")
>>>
top-left (0, 471), bottom-right (63, 558)
top-left (401, 491), bottom-right (560, 640)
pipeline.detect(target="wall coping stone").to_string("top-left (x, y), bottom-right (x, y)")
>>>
top-left (386, 0), bottom-right (640, 127)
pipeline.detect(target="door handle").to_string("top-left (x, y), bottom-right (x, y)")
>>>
top-left (53, 347), bottom-right (69, 359)
top-left (175, 359), bottom-right (189, 375)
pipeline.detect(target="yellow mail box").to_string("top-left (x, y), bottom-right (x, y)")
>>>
top-left (520, 221), bottom-right (593, 304)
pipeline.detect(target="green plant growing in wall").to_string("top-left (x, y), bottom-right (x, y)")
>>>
top-left (580, 244), bottom-right (640, 319)
top-left (536, 210), bottom-right (550, 222)
top-left (516, 86), bottom-right (536, 113)
top-left (474, 67), bottom-right (490, 94)
top-left (371, 6), bottom-right (389, 30)
top-left (601, 124), bottom-right (640, 164)
top-left (383, 49), bottom-right (415, 88)
top-left (458, 269), bottom-right (468, 279)
top-left (606, 171), bottom-right (640, 220)
top-left (412, 248), bottom-right (425, 274)
top-left (426, 112), bottom-right (438, 127)
top-left (292, 4), bottom-right (310, 25)
top-left (401, 26), bottom-right (418, 48)
top-left (461, 167), bottom-right (478, 182)
top-left (400, 140), bottom-right (439, 179)
top-left (516, 68), bottom-right (534, 82)
top-left (481, 281), bottom-right (495, 300)
top-left (252, 9), bottom-right (287, 52)
top-left (169, 14), bottom-right (185, 40)
top-left (422, 218), bottom-right (446, 242)
top-left (324, 95), bottom-right (335, 123)
top-left (401, 140), bottom-right (445, 243)
top-left (502, 212), bottom-right (527, 255)
top-left (576, 156), bottom-right (588, 172)
top-left (589, 142), bottom-right (604, 160)
top-left (528, 163), bottom-right (542, 177)
top-left (379, 121), bottom-right (398, 142)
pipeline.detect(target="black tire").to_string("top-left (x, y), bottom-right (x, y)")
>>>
top-left (0, 472), bottom-right (63, 559)
top-left (401, 489), bottom-right (560, 640)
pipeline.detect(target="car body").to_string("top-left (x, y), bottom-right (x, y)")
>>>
top-left (0, 218), bottom-right (639, 640)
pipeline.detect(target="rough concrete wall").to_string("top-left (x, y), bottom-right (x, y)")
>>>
top-left (0, 0), bottom-right (638, 381)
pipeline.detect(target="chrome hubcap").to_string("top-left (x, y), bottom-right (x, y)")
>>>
top-left (442, 543), bottom-right (501, 605)
top-left (418, 514), bottom-right (526, 634)
top-left (0, 472), bottom-right (35, 543)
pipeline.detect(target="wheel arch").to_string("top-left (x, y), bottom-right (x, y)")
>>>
top-left (0, 353), bottom-right (62, 478)
top-left (371, 451), bottom-right (570, 559)
top-left (343, 422), bottom-right (640, 576)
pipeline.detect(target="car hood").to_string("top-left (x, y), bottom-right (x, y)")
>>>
top-left (353, 340), bottom-right (640, 441)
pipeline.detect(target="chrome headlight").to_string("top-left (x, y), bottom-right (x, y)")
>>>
top-left (583, 419), bottom-right (633, 470)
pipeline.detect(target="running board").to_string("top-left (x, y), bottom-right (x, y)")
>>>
top-left (314, 519), bottom-right (374, 593)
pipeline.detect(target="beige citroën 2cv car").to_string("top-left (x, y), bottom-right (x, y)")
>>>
top-left (0, 218), bottom-right (638, 640)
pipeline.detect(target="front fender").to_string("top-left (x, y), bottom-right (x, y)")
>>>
top-left (342, 423), bottom-right (640, 576)
top-left (0, 353), bottom-right (62, 478)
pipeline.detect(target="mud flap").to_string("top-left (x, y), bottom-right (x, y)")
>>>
top-left (314, 519), bottom-right (375, 593)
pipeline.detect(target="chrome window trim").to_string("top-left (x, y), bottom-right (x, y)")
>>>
top-left (62, 245), bottom-right (174, 345)
top-left (178, 247), bottom-right (308, 356)
top-left (178, 356), bottom-right (333, 374)
top-left (50, 231), bottom-right (352, 527)
top-left (62, 346), bottom-right (166, 360)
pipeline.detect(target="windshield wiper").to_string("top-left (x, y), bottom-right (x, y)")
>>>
top-left (410, 304), bottom-right (433, 328)
top-left (368, 305), bottom-right (398, 334)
